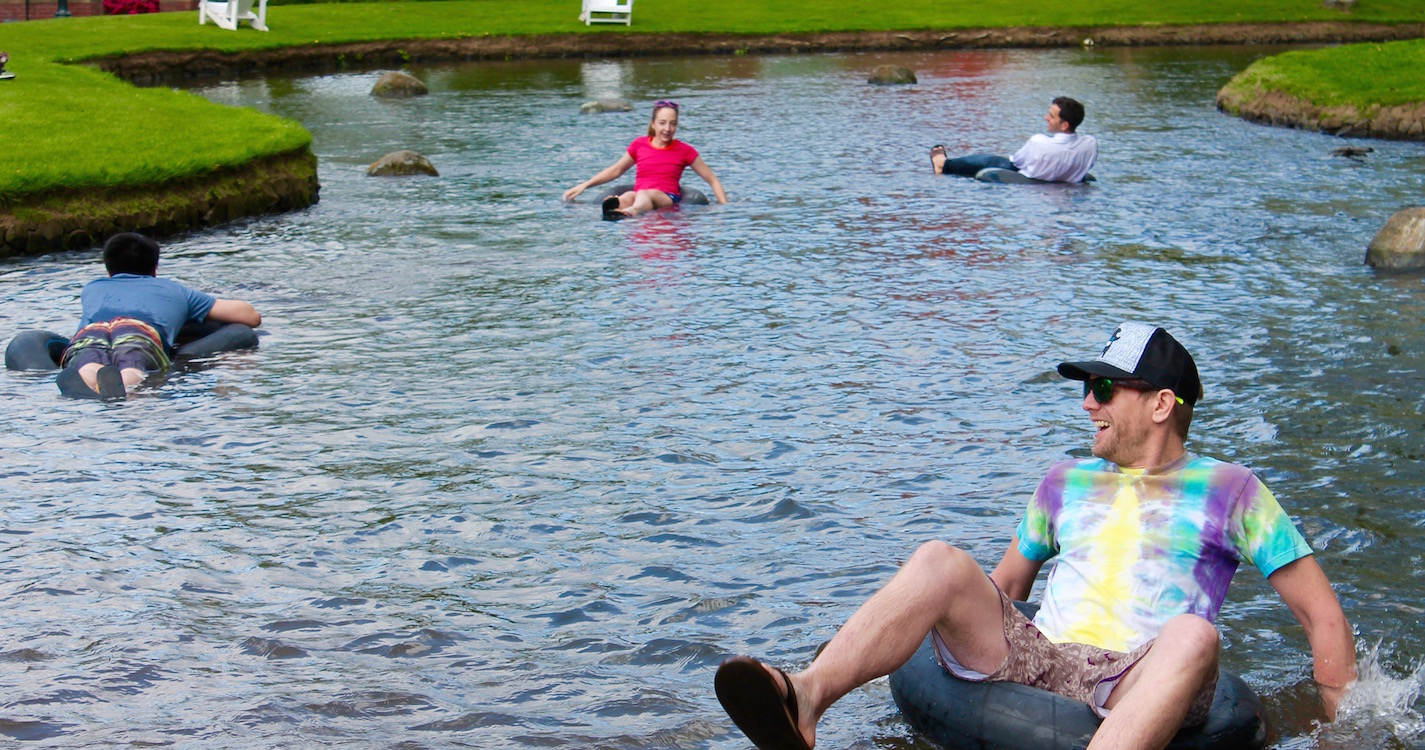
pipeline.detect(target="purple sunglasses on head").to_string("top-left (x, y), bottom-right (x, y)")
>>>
top-left (653, 100), bottom-right (679, 111)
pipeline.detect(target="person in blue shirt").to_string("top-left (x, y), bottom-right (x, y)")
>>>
top-left (59, 233), bottom-right (261, 401)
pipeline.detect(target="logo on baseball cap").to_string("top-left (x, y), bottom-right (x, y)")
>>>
top-left (1057, 323), bottom-right (1202, 406)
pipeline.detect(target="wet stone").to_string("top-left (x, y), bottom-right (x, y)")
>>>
top-left (868, 65), bottom-right (916, 85)
top-left (1365, 207), bottom-right (1425, 269)
top-left (367, 150), bottom-right (439, 177)
top-left (371, 71), bottom-right (429, 98)
top-left (580, 99), bottom-right (634, 114)
top-left (64, 229), bottom-right (94, 251)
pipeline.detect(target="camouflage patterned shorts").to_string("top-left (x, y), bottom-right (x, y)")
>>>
top-left (930, 585), bottom-right (1217, 726)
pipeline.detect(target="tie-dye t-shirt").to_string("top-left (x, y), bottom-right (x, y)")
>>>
top-left (1015, 453), bottom-right (1312, 652)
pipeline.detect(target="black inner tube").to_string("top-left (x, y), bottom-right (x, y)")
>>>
top-left (593, 183), bottom-right (710, 205)
top-left (888, 602), bottom-right (1268, 750)
top-left (5, 320), bottom-right (259, 372)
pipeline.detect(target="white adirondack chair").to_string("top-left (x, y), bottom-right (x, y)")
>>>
top-left (199, 0), bottom-right (268, 31)
top-left (579, 0), bottom-right (632, 26)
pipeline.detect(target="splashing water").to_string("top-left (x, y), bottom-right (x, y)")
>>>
top-left (1317, 642), bottom-right (1425, 748)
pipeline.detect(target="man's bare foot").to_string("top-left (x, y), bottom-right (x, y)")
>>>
top-left (930, 145), bottom-right (948, 174)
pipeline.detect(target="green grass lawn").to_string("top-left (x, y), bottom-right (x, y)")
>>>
top-left (1220, 37), bottom-right (1425, 109)
top-left (2, 0), bottom-right (1424, 199)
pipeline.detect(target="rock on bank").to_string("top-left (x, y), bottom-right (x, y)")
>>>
top-left (0, 148), bottom-right (318, 259)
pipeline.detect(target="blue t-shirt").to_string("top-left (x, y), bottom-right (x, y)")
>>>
top-left (79, 274), bottom-right (217, 350)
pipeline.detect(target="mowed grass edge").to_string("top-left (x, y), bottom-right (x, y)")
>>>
top-left (3, 0), bottom-right (1425, 198)
top-left (1220, 37), bottom-right (1425, 110)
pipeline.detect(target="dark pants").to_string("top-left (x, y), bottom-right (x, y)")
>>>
top-left (940, 153), bottom-right (1017, 177)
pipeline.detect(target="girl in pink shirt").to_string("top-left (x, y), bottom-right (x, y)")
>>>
top-left (563, 100), bottom-right (728, 219)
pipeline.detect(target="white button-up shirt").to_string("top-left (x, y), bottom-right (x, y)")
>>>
top-left (1012, 132), bottom-right (1098, 183)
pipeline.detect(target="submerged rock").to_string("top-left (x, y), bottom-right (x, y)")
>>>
top-left (371, 71), bottom-right (428, 98)
top-left (1331, 146), bottom-right (1373, 158)
top-left (868, 65), bottom-right (916, 85)
top-left (580, 99), bottom-right (634, 114)
top-left (1365, 207), bottom-right (1425, 269)
top-left (367, 150), bottom-right (439, 177)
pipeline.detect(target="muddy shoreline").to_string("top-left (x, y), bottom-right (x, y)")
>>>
top-left (1217, 84), bottom-right (1425, 142)
top-left (0, 149), bottom-right (318, 259)
top-left (91, 22), bottom-right (1425, 85)
top-left (7, 21), bottom-right (1424, 259)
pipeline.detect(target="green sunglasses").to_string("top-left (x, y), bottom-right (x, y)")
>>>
top-left (1084, 377), bottom-right (1185, 406)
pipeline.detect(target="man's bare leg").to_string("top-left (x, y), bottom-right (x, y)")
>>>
top-left (78, 362), bottom-right (146, 392)
top-left (1089, 614), bottom-right (1220, 750)
top-left (743, 541), bottom-right (1010, 749)
top-left (120, 367), bottom-right (145, 388)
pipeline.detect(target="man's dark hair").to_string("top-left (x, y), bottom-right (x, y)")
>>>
top-left (1053, 96), bottom-right (1085, 132)
top-left (103, 233), bottom-right (160, 276)
top-left (1170, 400), bottom-right (1194, 441)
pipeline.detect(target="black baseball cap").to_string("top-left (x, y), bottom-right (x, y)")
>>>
top-left (1057, 323), bottom-right (1202, 406)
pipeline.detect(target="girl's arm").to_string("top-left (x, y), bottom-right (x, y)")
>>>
top-left (563, 153), bottom-right (636, 201)
top-left (689, 157), bottom-right (728, 204)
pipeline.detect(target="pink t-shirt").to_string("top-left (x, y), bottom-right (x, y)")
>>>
top-left (627, 137), bottom-right (699, 194)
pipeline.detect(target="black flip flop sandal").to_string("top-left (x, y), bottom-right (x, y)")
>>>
top-left (714, 656), bottom-right (810, 750)
top-left (96, 365), bottom-right (127, 402)
top-left (602, 196), bottom-right (622, 220)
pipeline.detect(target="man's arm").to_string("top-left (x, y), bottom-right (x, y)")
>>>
top-left (989, 536), bottom-right (1044, 602)
top-left (1267, 555), bottom-right (1356, 719)
top-left (207, 299), bottom-right (261, 328)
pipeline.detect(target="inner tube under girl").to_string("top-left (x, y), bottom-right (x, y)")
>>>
top-left (563, 99), bottom-right (728, 220)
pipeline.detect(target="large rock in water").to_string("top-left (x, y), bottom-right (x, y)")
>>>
top-left (580, 99), bottom-right (634, 114)
top-left (371, 71), bottom-right (428, 98)
top-left (367, 150), bottom-right (439, 177)
top-left (1365, 207), bottom-right (1425, 269)
top-left (868, 65), bottom-right (917, 85)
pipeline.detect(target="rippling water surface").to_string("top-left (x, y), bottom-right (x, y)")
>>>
top-left (2, 46), bottom-right (1424, 749)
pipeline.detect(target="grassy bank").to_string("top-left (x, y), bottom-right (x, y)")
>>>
top-left (1220, 37), bottom-right (1425, 109)
top-left (1216, 38), bottom-right (1425, 140)
top-left (1, 60), bottom-right (309, 197)
top-left (3, 0), bottom-right (1425, 200)
top-left (9, 0), bottom-right (1425, 57)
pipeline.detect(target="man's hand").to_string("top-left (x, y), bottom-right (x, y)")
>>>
top-left (1317, 681), bottom-right (1350, 721)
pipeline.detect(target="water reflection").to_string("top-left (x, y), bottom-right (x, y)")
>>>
top-left (2, 46), bottom-right (1423, 749)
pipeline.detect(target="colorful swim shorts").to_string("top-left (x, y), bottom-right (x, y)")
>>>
top-left (930, 585), bottom-right (1217, 727)
top-left (61, 317), bottom-right (170, 373)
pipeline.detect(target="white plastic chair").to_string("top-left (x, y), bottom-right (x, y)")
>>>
top-left (199, 0), bottom-right (268, 31)
top-left (579, 0), bottom-right (632, 26)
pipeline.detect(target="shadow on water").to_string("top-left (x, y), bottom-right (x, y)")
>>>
top-left (2, 45), bottom-right (1423, 749)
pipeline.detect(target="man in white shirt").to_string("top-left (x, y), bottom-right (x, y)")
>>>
top-left (931, 97), bottom-right (1098, 184)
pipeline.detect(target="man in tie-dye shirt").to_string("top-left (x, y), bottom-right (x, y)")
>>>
top-left (1017, 453), bottom-right (1314, 653)
top-left (716, 323), bottom-right (1356, 750)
